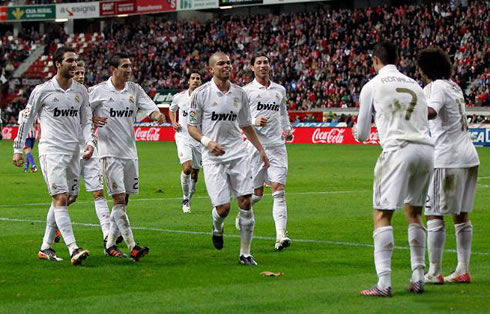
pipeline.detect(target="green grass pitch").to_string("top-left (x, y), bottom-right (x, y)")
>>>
top-left (0, 140), bottom-right (489, 313)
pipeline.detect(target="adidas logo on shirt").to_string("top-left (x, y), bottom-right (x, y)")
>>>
top-left (257, 101), bottom-right (279, 111)
top-left (53, 107), bottom-right (78, 117)
top-left (110, 107), bottom-right (134, 118)
top-left (211, 111), bottom-right (237, 121)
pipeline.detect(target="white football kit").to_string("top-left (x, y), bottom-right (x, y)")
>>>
top-left (17, 107), bottom-right (36, 140)
top-left (424, 79), bottom-right (480, 216)
top-left (169, 89), bottom-right (202, 169)
top-left (188, 80), bottom-right (253, 206)
top-left (89, 78), bottom-right (158, 196)
top-left (356, 65), bottom-right (434, 210)
top-left (243, 79), bottom-right (290, 187)
top-left (13, 77), bottom-right (94, 195)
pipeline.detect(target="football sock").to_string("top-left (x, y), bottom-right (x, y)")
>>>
top-left (408, 223), bottom-right (426, 282)
top-left (40, 203), bottom-right (56, 250)
top-left (106, 209), bottom-right (120, 248)
top-left (181, 171), bottom-right (190, 200)
top-left (455, 221), bottom-right (472, 274)
top-left (373, 226), bottom-right (393, 289)
top-left (272, 190), bottom-right (287, 240)
top-left (26, 152), bottom-right (36, 168)
top-left (112, 204), bottom-right (136, 251)
top-left (427, 219), bottom-right (445, 275)
top-left (212, 207), bottom-right (225, 235)
top-left (53, 206), bottom-right (77, 253)
top-left (251, 194), bottom-right (262, 206)
top-left (238, 208), bottom-right (255, 257)
top-left (189, 179), bottom-right (197, 200)
top-left (94, 197), bottom-right (111, 239)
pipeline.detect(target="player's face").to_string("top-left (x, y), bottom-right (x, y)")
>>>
top-left (114, 58), bottom-right (132, 82)
top-left (74, 66), bottom-right (85, 84)
top-left (57, 52), bottom-right (78, 79)
top-left (210, 55), bottom-right (231, 81)
top-left (188, 73), bottom-right (202, 90)
top-left (252, 56), bottom-right (271, 81)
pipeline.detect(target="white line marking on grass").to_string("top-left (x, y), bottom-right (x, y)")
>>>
top-left (0, 190), bottom-right (369, 208)
top-left (1, 217), bottom-right (489, 256)
top-left (478, 176), bottom-right (490, 180)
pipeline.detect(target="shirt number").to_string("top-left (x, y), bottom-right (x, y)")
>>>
top-left (396, 88), bottom-right (418, 120)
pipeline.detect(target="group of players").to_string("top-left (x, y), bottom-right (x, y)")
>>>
top-left (355, 41), bottom-right (479, 297)
top-left (12, 48), bottom-right (293, 267)
top-left (11, 41), bottom-right (479, 296)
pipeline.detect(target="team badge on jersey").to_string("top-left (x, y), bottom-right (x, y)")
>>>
top-left (74, 95), bottom-right (81, 103)
top-left (233, 97), bottom-right (239, 107)
top-left (275, 93), bottom-right (281, 100)
top-left (129, 95), bottom-right (135, 104)
top-left (112, 182), bottom-right (118, 190)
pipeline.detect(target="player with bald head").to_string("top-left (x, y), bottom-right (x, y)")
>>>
top-left (188, 52), bottom-right (269, 266)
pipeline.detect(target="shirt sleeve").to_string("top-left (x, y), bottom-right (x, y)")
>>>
top-left (426, 82), bottom-right (444, 113)
top-left (135, 84), bottom-right (159, 122)
top-left (169, 94), bottom-right (179, 113)
top-left (280, 89), bottom-right (291, 131)
top-left (356, 81), bottom-right (374, 142)
top-left (238, 89), bottom-right (252, 128)
top-left (79, 87), bottom-right (95, 148)
top-left (188, 89), bottom-right (202, 126)
top-left (13, 87), bottom-right (41, 154)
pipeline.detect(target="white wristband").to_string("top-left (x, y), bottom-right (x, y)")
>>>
top-left (200, 136), bottom-right (211, 148)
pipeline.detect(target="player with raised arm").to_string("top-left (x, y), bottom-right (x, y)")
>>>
top-left (90, 53), bottom-right (165, 262)
top-left (236, 51), bottom-right (293, 250)
top-left (188, 52), bottom-right (270, 266)
top-left (355, 41), bottom-right (434, 296)
top-left (12, 47), bottom-right (94, 265)
top-left (169, 72), bottom-right (202, 213)
top-left (17, 104), bottom-right (38, 173)
top-left (417, 47), bottom-right (480, 284)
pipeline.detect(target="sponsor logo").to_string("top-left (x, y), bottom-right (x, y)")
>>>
top-left (362, 130), bottom-right (379, 145)
top-left (182, 110), bottom-right (188, 117)
top-left (53, 107), bottom-right (78, 117)
top-left (129, 95), bottom-right (135, 104)
top-left (211, 111), bottom-right (237, 121)
top-left (189, 110), bottom-right (197, 122)
top-left (257, 101), bottom-right (279, 111)
top-left (109, 107), bottom-right (134, 118)
top-left (312, 128), bottom-right (345, 144)
top-left (135, 127), bottom-right (161, 141)
top-left (74, 95), bottom-right (81, 103)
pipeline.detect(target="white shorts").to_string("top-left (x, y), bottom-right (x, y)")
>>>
top-left (40, 153), bottom-right (80, 196)
top-left (373, 143), bottom-right (434, 210)
top-left (175, 133), bottom-right (202, 169)
top-left (425, 166), bottom-right (478, 216)
top-left (246, 141), bottom-right (288, 188)
top-left (101, 157), bottom-right (139, 196)
top-left (203, 156), bottom-right (253, 207)
top-left (79, 157), bottom-right (104, 193)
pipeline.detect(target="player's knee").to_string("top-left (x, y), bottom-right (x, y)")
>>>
top-left (112, 193), bottom-right (126, 205)
top-left (67, 195), bottom-right (77, 206)
top-left (238, 196), bottom-right (251, 210)
top-left (453, 212), bottom-right (469, 224)
top-left (182, 163), bottom-right (192, 175)
top-left (216, 204), bottom-right (231, 217)
top-left (52, 193), bottom-right (69, 207)
top-left (254, 187), bottom-right (264, 197)
top-left (251, 194), bottom-right (262, 206)
top-left (92, 190), bottom-right (104, 199)
top-left (191, 169), bottom-right (199, 181)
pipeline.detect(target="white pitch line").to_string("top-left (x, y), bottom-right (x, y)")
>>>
top-left (1, 217), bottom-right (489, 256)
top-left (0, 190), bottom-right (369, 208)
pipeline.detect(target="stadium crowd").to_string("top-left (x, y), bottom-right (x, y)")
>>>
top-left (1, 1), bottom-right (488, 124)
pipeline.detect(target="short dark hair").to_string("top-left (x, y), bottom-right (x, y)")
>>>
top-left (372, 41), bottom-right (398, 65)
top-left (108, 53), bottom-right (130, 68)
top-left (416, 47), bottom-right (452, 80)
top-left (76, 60), bottom-right (86, 68)
top-left (53, 47), bottom-right (76, 65)
top-left (251, 51), bottom-right (269, 65)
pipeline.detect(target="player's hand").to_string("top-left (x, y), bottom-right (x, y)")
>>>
top-left (12, 153), bottom-right (25, 167)
top-left (172, 122), bottom-right (181, 132)
top-left (208, 141), bottom-right (225, 156)
top-left (83, 145), bottom-right (94, 160)
top-left (255, 117), bottom-right (269, 127)
top-left (285, 129), bottom-right (293, 141)
top-left (259, 149), bottom-right (270, 169)
top-left (153, 112), bottom-right (165, 124)
top-left (93, 115), bottom-right (107, 127)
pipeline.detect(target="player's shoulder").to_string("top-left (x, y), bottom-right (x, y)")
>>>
top-left (193, 81), bottom-right (212, 95)
top-left (270, 81), bottom-right (286, 93)
top-left (231, 83), bottom-right (246, 94)
top-left (242, 81), bottom-right (255, 91)
top-left (72, 81), bottom-right (88, 93)
top-left (89, 80), bottom-right (109, 93)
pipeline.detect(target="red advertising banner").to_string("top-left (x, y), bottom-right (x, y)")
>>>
top-left (100, 0), bottom-right (136, 16)
top-left (0, 6), bottom-right (7, 21)
top-left (136, 0), bottom-right (176, 14)
top-left (2, 126), bottom-right (379, 145)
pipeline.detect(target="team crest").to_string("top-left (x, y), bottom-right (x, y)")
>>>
top-left (112, 182), bottom-right (118, 190)
top-left (74, 95), bottom-right (81, 103)
top-left (129, 95), bottom-right (135, 104)
top-left (275, 93), bottom-right (281, 100)
top-left (51, 183), bottom-right (57, 190)
top-left (233, 97), bottom-right (239, 107)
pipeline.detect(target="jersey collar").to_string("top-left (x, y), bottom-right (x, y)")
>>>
top-left (252, 78), bottom-right (272, 89)
top-left (107, 76), bottom-right (128, 93)
top-left (378, 64), bottom-right (398, 75)
top-left (51, 76), bottom-right (74, 92)
top-left (211, 78), bottom-right (232, 95)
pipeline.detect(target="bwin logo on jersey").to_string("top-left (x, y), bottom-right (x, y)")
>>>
top-left (110, 107), bottom-right (134, 118)
top-left (257, 101), bottom-right (279, 111)
top-left (211, 111), bottom-right (238, 121)
top-left (54, 107), bottom-right (78, 117)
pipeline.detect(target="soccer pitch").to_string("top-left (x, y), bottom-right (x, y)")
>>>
top-left (1, 140), bottom-right (489, 313)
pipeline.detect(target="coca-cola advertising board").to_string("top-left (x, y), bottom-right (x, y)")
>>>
top-left (287, 127), bottom-right (379, 145)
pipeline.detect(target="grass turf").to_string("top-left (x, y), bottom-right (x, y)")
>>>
top-left (0, 140), bottom-right (489, 313)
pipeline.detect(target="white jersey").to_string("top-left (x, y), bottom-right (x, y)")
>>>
top-left (424, 79), bottom-right (479, 168)
top-left (170, 89), bottom-right (199, 145)
top-left (188, 79), bottom-right (252, 164)
top-left (356, 65), bottom-right (433, 151)
top-left (17, 107), bottom-right (37, 139)
top-left (243, 79), bottom-right (291, 147)
top-left (13, 77), bottom-right (94, 155)
top-left (89, 78), bottom-right (158, 159)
